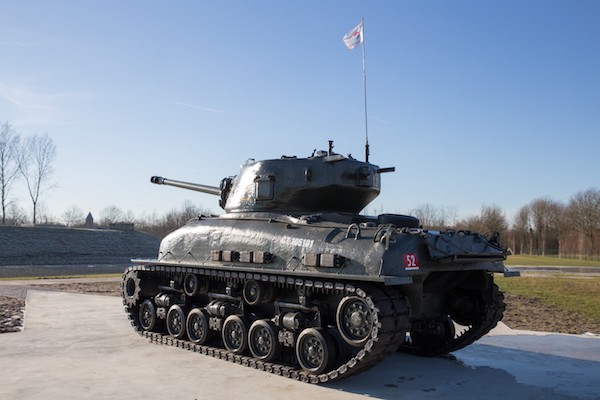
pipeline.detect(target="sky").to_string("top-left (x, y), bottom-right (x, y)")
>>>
top-left (1, 1), bottom-right (599, 224)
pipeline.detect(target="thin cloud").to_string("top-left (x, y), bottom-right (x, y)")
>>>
top-left (174, 101), bottom-right (224, 114)
top-left (0, 82), bottom-right (93, 126)
top-left (370, 116), bottom-right (391, 125)
top-left (0, 27), bottom-right (62, 47)
top-left (0, 41), bottom-right (26, 47)
top-left (0, 82), bottom-right (56, 111)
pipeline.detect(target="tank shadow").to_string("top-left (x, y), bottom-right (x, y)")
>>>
top-left (324, 345), bottom-right (598, 400)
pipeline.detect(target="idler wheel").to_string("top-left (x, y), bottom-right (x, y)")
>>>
top-left (336, 296), bottom-right (374, 346)
top-left (186, 308), bottom-right (211, 344)
top-left (295, 328), bottom-right (336, 375)
top-left (446, 289), bottom-right (483, 326)
top-left (166, 305), bottom-right (187, 339)
top-left (248, 320), bottom-right (281, 362)
top-left (139, 299), bottom-right (158, 331)
top-left (222, 315), bottom-right (249, 354)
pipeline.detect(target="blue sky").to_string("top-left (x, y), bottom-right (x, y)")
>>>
top-left (1, 1), bottom-right (599, 223)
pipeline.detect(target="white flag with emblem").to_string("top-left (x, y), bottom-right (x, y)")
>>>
top-left (343, 21), bottom-right (363, 50)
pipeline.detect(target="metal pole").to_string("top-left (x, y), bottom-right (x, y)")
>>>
top-left (361, 17), bottom-right (369, 163)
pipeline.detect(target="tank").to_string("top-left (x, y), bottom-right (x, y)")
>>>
top-left (122, 141), bottom-right (514, 383)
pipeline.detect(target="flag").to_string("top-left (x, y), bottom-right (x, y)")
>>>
top-left (343, 21), bottom-right (363, 50)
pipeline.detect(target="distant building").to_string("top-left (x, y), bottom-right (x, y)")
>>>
top-left (84, 212), bottom-right (95, 228)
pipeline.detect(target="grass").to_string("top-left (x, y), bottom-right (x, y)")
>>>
top-left (495, 274), bottom-right (600, 322)
top-left (505, 254), bottom-right (600, 267)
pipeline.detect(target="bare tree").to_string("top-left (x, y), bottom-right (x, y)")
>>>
top-left (0, 122), bottom-right (21, 225)
top-left (136, 200), bottom-right (208, 238)
top-left (123, 209), bottom-right (136, 223)
top-left (513, 205), bottom-right (532, 255)
top-left (99, 205), bottom-right (125, 226)
top-left (554, 203), bottom-right (568, 258)
top-left (163, 200), bottom-right (202, 229)
top-left (439, 205), bottom-right (459, 227)
top-left (568, 188), bottom-right (600, 259)
top-left (410, 204), bottom-right (459, 229)
top-left (410, 203), bottom-right (440, 228)
top-left (5, 203), bottom-right (27, 226)
top-left (529, 197), bottom-right (562, 256)
top-left (17, 133), bottom-right (57, 225)
top-left (35, 202), bottom-right (57, 225)
top-left (480, 205), bottom-right (508, 238)
top-left (62, 205), bottom-right (85, 227)
top-left (134, 210), bottom-right (162, 235)
top-left (458, 205), bottom-right (508, 246)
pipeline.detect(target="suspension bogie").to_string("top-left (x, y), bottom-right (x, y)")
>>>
top-left (140, 273), bottom-right (325, 350)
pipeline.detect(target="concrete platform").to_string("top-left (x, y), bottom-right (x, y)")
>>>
top-left (1, 290), bottom-right (599, 400)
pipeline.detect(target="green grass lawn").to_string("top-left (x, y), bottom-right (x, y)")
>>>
top-left (495, 274), bottom-right (600, 322)
top-left (505, 254), bottom-right (600, 267)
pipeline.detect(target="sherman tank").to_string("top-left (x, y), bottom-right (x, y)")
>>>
top-left (122, 141), bottom-right (513, 383)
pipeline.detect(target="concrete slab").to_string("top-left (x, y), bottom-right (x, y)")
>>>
top-left (1, 290), bottom-right (599, 400)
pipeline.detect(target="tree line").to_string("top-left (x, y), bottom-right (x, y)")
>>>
top-left (62, 200), bottom-right (212, 239)
top-left (0, 121), bottom-right (56, 225)
top-left (410, 188), bottom-right (600, 261)
top-left (86, 190), bottom-right (600, 261)
top-left (24, 187), bottom-right (600, 262)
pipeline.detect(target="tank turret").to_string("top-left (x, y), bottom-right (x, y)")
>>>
top-left (152, 141), bottom-right (394, 214)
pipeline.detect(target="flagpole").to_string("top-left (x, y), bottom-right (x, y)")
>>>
top-left (343, 19), bottom-right (370, 162)
top-left (361, 17), bottom-right (370, 163)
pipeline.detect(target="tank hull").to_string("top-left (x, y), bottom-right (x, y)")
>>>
top-left (153, 212), bottom-right (504, 274)
top-left (123, 213), bottom-right (506, 382)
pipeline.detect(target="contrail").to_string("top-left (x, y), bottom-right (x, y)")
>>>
top-left (370, 116), bottom-right (391, 125)
top-left (173, 101), bottom-right (224, 114)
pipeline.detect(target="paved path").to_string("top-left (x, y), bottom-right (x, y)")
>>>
top-left (0, 290), bottom-right (599, 399)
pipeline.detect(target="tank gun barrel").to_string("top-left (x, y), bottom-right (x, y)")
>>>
top-left (150, 176), bottom-right (221, 196)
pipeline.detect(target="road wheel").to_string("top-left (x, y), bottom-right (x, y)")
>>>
top-left (336, 296), bottom-right (374, 347)
top-left (166, 305), bottom-right (187, 339)
top-left (139, 299), bottom-right (157, 331)
top-left (295, 328), bottom-right (336, 374)
top-left (248, 320), bottom-right (281, 361)
top-left (186, 308), bottom-right (211, 344)
top-left (222, 315), bottom-right (249, 354)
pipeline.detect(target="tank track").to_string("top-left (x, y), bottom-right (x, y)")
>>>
top-left (398, 282), bottom-right (505, 357)
top-left (122, 265), bottom-right (410, 384)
